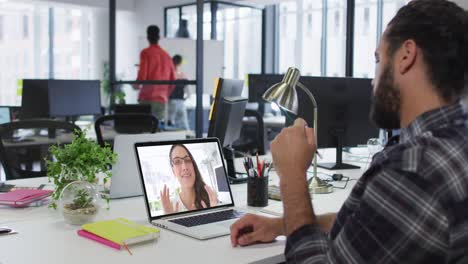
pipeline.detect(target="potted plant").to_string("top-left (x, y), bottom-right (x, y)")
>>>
top-left (59, 181), bottom-right (100, 225)
top-left (46, 130), bottom-right (117, 222)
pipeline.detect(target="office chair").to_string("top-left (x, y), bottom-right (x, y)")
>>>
top-left (94, 113), bottom-right (159, 148)
top-left (0, 119), bottom-right (81, 180)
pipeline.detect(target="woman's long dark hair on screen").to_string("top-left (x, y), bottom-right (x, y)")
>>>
top-left (169, 144), bottom-right (210, 209)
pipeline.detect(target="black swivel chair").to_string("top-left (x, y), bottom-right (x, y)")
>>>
top-left (0, 119), bottom-right (81, 180)
top-left (94, 113), bottom-right (159, 148)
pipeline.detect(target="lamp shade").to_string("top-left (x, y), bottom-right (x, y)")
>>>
top-left (262, 67), bottom-right (300, 114)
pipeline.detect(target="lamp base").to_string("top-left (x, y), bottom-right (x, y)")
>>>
top-left (309, 177), bottom-right (333, 194)
top-left (317, 162), bottom-right (360, 170)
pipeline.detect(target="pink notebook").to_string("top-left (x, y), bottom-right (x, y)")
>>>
top-left (0, 189), bottom-right (52, 207)
top-left (77, 230), bottom-right (121, 250)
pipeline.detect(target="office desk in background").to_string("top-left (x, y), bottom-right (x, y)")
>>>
top-left (0, 149), bottom-right (369, 264)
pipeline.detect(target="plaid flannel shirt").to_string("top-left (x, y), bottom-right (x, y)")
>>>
top-left (285, 102), bottom-right (468, 263)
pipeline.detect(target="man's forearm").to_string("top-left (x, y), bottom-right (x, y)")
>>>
top-left (280, 171), bottom-right (316, 236)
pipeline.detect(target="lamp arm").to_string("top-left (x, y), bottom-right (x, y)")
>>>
top-left (297, 82), bottom-right (317, 109)
top-left (297, 82), bottom-right (319, 193)
top-left (297, 82), bottom-right (318, 132)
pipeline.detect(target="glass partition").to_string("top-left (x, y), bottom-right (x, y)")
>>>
top-left (165, 1), bottom-right (262, 80)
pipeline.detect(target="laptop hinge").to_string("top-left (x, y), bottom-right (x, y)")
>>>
top-left (155, 206), bottom-right (233, 221)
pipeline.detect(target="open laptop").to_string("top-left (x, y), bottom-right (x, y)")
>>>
top-left (110, 132), bottom-right (186, 199)
top-left (134, 138), bottom-right (245, 240)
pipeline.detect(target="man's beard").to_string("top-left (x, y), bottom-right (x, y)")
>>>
top-left (369, 64), bottom-right (401, 129)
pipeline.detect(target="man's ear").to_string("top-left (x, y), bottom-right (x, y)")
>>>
top-left (397, 39), bottom-right (417, 74)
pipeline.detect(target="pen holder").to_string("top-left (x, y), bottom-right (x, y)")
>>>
top-left (247, 176), bottom-right (269, 207)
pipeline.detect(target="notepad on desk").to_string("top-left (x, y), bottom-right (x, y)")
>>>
top-left (0, 189), bottom-right (52, 207)
top-left (79, 218), bottom-right (160, 250)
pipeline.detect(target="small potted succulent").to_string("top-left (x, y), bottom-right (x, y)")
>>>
top-left (46, 130), bottom-right (117, 224)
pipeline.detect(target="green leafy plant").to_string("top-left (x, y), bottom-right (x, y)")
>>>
top-left (69, 189), bottom-right (93, 210)
top-left (46, 129), bottom-right (117, 209)
top-left (101, 61), bottom-right (110, 97)
top-left (114, 91), bottom-right (126, 105)
top-left (101, 61), bottom-right (126, 106)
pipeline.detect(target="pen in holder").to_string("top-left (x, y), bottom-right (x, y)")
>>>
top-left (244, 154), bottom-right (271, 207)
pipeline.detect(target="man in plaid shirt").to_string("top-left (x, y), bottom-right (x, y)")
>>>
top-left (230, 0), bottom-right (468, 263)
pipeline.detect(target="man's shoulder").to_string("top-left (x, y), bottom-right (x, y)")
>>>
top-left (382, 129), bottom-right (468, 166)
top-left (373, 127), bottom-right (468, 193)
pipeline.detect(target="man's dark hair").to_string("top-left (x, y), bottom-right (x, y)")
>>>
top-left (173, 54), bottom-right (183, 66)
top-left (147, 25), bottom-right (160, 44)
top-left (385, 0), bottom-right (468, 100)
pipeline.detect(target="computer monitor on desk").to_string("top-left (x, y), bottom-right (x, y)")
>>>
top-left (209, 97), bottom-right (248, 184)
top-left (21, 79), bottom-right (101, 119)
top-left (299, 77), bottom-right (379, 169)
top-left (21, 80), bottom-right (50, 119)
top-left (48, 80), bottom-right (101, 118)
top-left (248, 74), bottom-right (283, 115)
top-left (208, 78), bottom-right (247, 183)
top-left (208, 78), bottom-right (244, 136)
top-left (248, 74), bottom-right (379, 170)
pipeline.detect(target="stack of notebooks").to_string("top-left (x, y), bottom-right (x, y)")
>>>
top-left (78, 218), bottom-right (160, 253)
top-left (0, 189), bottom-right (52, 207)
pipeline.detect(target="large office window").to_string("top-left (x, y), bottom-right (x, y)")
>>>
top-left (278, 2), bottom-right (297, 74)
top-left (353, 0), bottom-right (378, 78)
top-left (326, 0), bottom-right (346, 77)
top-left (53, 7), bottom-right (94, 79)
top-left (353, 0), bottom-right (408, 78)
top-left (0, 2), bottom-right (100, 106)
top-left (278, 0), bottom-right (410, 78)
top-left (0, 2), bottom-right (49, 106)
top-left (302, 0), bottom-right (323, 76)
top-left (382, 0), bottom-right (408, 27)
top-left (217, 4), bottom-right (262, 79)
top-left (278, 0), bottom-right (346, 77)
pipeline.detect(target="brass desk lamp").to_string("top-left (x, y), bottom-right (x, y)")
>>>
top-left (262, 67), bottom-right (333, 194)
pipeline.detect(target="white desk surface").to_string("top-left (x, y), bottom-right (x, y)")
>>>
top-left (0, 148), bottom-right (370, 264)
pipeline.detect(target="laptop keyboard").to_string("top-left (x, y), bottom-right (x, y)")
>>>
top-left (169, 209), bottom-right (245, 227)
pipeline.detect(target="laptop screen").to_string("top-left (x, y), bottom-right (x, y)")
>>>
top-left (135, 139), bottom-right (234, 219)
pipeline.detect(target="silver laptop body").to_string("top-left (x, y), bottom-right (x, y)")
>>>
top-left (134, 138), bottom-right (243, 240)
top-left (110, 132), bottom-right (186, 199)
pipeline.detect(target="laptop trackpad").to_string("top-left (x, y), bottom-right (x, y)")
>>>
top-left (191, 219), bottom-right (236, 235)
top-left (216, 219), bottom-right (236, 228)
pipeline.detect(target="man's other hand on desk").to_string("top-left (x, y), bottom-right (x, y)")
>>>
top-left (230, 213), bottom-right (337, 247)
top-left (230, 214), bottom-right (283, 247)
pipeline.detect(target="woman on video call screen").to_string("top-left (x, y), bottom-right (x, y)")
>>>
top-left (137, 142), bottom-right (232, 217)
